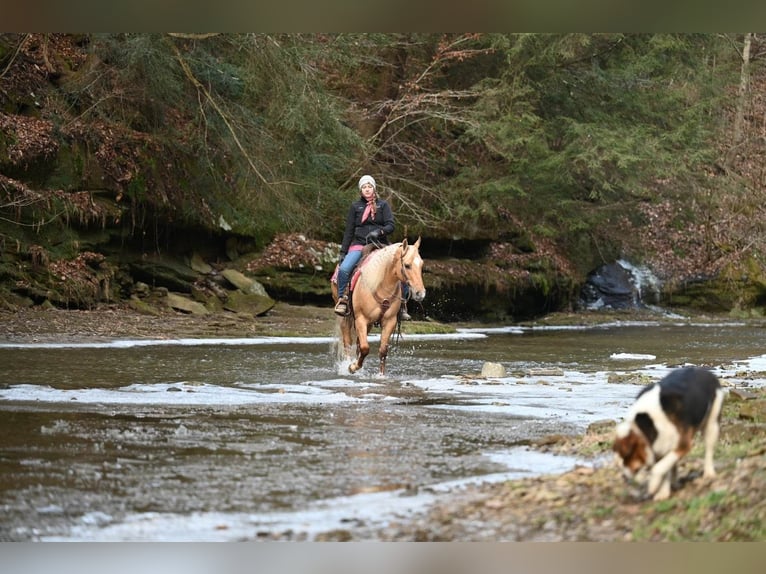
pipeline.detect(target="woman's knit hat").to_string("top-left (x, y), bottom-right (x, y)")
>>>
top-left (358, 175), bottom-right (376, 190)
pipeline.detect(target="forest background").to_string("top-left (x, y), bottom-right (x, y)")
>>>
top-left (2, 33), bottom-right (766, 322)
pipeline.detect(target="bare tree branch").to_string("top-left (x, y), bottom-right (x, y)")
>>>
top-left (166, 35), bottom-right (272, 189)
top-left (0, 33), bottom-right (31, 80)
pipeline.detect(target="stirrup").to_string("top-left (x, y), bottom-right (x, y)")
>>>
top-left (398, 303), bottom-right (412, 321)
top-left (334, 297), bottom-right (349, 316)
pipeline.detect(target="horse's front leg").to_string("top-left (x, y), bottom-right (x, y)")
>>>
top-left (377, 316), bottom-right (398, 376)
top-left (349, 320), bottom-right (370, 374)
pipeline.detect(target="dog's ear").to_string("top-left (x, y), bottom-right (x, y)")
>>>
top-left (613, 430), bottom-right (649, 473)
top-left (614, 421), bottom-right (633, 459)
top-left (613, 431), bottom-right (635, 457)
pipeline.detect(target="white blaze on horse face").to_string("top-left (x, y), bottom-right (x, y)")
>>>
top-left (409, 253), bottom-right (426, 301)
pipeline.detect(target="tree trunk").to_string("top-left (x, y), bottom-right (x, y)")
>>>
top-left (733, 33), bottom-right (752, 145)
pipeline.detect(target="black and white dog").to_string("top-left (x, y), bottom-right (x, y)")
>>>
top-left (613, 366), bottom-right (725, 501)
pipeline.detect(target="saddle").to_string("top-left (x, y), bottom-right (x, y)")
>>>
top-left (331, 244), bottom-right (377, 293)
top-left (350, 244), bottom-right (379, 291)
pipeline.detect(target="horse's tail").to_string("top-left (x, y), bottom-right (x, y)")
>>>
top-left (332, 310), bottom-right (357, 365)
top-left (330, 264), bottom-right (339, 303)
top-left (343, 311), bottom-right (356, 338)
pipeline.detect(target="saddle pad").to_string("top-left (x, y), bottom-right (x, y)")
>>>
top-left (329, 264), bottom-right (362, 290)
top-left (350, 268), bottom-right (362, 291)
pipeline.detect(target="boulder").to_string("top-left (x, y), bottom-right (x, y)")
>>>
top-left (189, 252), bottom-right (213, 274)
top-left (222, 290), bottom-right (275, 316)
top-left (579, 261), bottom-right (637, 310)
top-left (221, 269), bottom-right (269, 297)
top-left (481, 362), bottom-right (507, 378)
top-left (165, 292), bottom-right (210, 315)
top-left (129, 258), bottom-right (199, 293)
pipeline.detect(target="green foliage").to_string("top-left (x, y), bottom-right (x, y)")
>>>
top-left (472, 34), bottom-right (730, 205)
top-left (2, 33), bottom-right (754, 273)
top-left (55, 34), bottom-right (371, 239)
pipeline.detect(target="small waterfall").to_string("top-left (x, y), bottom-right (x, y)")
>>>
top-left (616, 259), bottom-right (661, 306)
top-left (579, 259), bottom-right (662, 311)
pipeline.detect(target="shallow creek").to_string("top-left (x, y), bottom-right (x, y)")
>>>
top-left (1, 319), bottom-right (765, 541)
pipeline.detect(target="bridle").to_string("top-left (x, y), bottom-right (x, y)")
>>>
top-left (398, 245), bottom-right (414, 290)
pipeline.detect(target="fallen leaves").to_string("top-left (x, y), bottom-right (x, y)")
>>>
top-left (0, 113), bottom-right (59, 165)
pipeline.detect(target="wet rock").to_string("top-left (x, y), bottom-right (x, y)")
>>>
top-left (481, 362), bottom-right (506, 378)
top-left (190, 284), bottom-right (220, 308)
top-left (579, 261), bottom-right (639, 310)
top-left (527, 367), bottom-right (564, 376)
top-left (607, 372), bottom-right (653, 385)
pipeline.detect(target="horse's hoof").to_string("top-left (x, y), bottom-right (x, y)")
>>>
top-left (348, 365), bottom-right (358, 374)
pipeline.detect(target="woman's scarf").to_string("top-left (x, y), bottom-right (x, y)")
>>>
top-left (361, 196), bottom-right (377, 223)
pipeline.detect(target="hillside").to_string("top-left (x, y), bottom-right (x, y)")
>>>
top-left (2, 33), bottom-right (766, 321)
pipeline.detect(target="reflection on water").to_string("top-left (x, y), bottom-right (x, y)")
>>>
top-left (1, 320), bottom-right (765, 541)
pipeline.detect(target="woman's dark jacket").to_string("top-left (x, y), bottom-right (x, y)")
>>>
top-left (339, 196), bottom-right (395, 257)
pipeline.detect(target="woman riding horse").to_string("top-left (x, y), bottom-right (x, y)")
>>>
top-left (333, 237), bottom-right (426, 376)
top-left (334, 175), bottom-right (410, 321)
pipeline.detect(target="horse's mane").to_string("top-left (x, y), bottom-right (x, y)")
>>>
top-left (360, 242), bottom-right (402, 289)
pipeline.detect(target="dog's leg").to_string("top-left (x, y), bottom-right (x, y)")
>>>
top-left (654, 472), bottom-right (672, 501)
top-left (702, 390), bottom-right (724, 479)
top-left (649, 424), bottom-right (696, 499)
top-left (647, 451), bottom-right (679, 499)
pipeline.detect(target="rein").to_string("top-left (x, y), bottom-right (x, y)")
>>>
top-left (398, 246), bottom-right (413, 288)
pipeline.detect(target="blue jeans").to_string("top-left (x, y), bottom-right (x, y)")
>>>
top-left (337, 250), bottom-right (363, 299)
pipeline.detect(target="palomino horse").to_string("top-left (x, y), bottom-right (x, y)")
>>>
top-left (332, 237), bottom-right (426, 375)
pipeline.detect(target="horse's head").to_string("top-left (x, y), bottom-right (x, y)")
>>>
top-left (399, 237), bottom-right (426, 302)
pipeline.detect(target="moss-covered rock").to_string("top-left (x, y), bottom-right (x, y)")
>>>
top-left (661, 257), bottom-right (766, 314)
top-left (222, 289), bottom-right (275, 316)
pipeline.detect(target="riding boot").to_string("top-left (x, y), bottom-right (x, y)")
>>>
top-left (334, 295), bottom-right (349, 316)
top-left (398, 300), bottom-right (412, 321)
